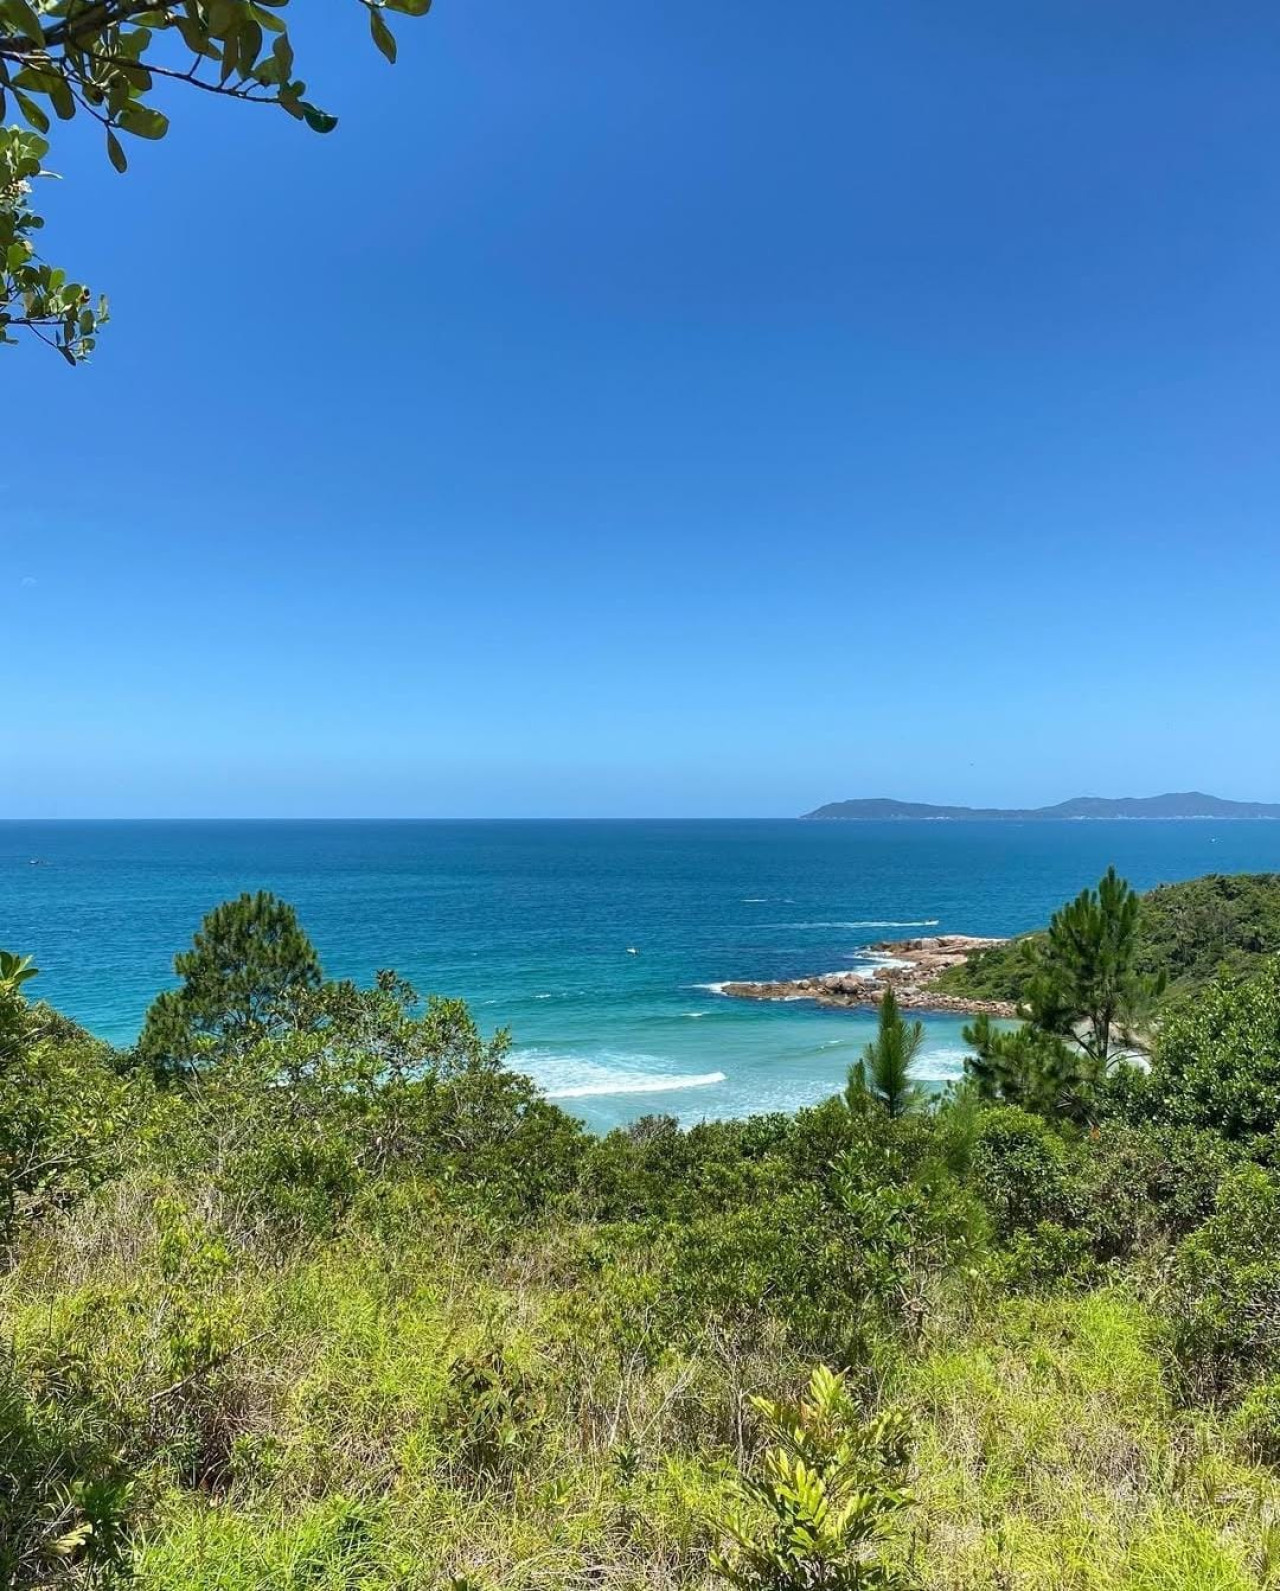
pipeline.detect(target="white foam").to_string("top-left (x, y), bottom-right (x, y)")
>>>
top-left (771, 920), bottom-right (940, 930)
top-left (513, 1048), bottom-right (729, 1103)
top-left (683, 1010), bottom-right (711, 1019)
top-left (841, 951), bottom-right (918, 978)
top-left (691, 981), bottom-right (729, 995)
top-left (912, 1045), bottom-right (973, 1083)
top-left (547, 1070), bottom-right (727, 1100)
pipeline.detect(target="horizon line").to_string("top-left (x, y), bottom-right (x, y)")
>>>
top-left (3, 813), bottom-right (1276, 824)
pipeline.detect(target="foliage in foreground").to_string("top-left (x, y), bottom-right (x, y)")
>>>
top-left (1, 0), bottom-right (434, 362)
top-left (711, 1366), bottom-right (914, 1590)
top-left (4, 883), bottom-right (1280, 1587)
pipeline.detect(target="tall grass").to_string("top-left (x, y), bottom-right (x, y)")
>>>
top-left (5, 1175), bottom-right (1280, 1590)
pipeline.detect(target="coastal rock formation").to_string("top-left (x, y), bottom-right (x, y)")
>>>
top-left (721, 934), bottom-right (1017, 1017)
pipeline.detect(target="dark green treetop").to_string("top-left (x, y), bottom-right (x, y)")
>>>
top-left (962, 1013), bottom-right (1098, 1126)
top-left (1028, 865), bottom-right (1163, 1064)
top-left (137, 889), bottom-right (322, 1075)
top-left (0, 0), bottom-right (432, 362)
top-left (848, 987), bottom-right (924, 1120)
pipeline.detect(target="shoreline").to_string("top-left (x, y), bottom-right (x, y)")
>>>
top-left (720, 934), bottom-right (1017, 1018)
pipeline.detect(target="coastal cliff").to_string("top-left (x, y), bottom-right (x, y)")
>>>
top-left (721, 934), bottom-right (1017, 1016)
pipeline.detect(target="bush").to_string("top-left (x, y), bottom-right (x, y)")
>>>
top-left (1169, 1164), bottom-right (1280, 1400)
top-left (0, 1346), bottom-right (134, 1589)
top-left (968, 1107), bottom-right (1080, 1242)
top-left (1147, 958), bottom-right (1280, 1143)
top-left (710, 1365), bottom-right (915, 1591)
top-left (1069, 1121), bottom-right (1237, 1259)
top-left (0, 955), bottom-right (141, 1249)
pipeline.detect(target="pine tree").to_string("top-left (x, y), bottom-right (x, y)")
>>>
top-left (137, 892), bottom-right (322, 1076)
top-left (1027, 865), bottom-right (1163, 1064)
top-left (962, 1014), bottom-right (1098, 1125)
top-left (848, 988), bottom-right (924, 1119)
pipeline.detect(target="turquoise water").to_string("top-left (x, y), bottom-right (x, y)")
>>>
top-left (3, 819), bottom-right (1278, 1132)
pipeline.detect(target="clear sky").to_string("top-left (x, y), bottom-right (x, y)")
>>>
top-left (4, 0), bottom-right (1278, 817)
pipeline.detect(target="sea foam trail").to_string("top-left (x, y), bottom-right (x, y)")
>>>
top-left (545, 1070), bottom-right (728, 1100)
top-left (513, 1049), bottom-right (729, 1101)
top-left (913, 1046), bottom-right (973, 1083)
top-left (773, 920), bottom-right (940, 930)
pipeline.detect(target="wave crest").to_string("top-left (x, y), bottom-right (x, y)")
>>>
top-left (546, 1070), bottom-right (727, 1100)
top-left (514, 1048), bottom-right (728, 1102)
top-left (774, 920), bottom-right (940, 930)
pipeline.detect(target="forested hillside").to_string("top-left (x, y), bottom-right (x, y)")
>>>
top-left (937, 871), bottom-right (1280, 1006)
top-left (5, 883), bottom-right (1280, 1589)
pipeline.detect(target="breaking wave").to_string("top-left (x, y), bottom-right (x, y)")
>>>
top-left (774, 920), bottom-right (940, 930)
top-left (514, 1049), bottom-right (728, 1101)
top-left (912, 1045), bottom-right (973, 1084)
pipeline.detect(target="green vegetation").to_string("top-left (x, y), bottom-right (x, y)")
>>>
top-left (5, 879), bottom-right (1280, 1588)
top-left (938, 871), bottom-right (1280, 1009)
top-left (1, 0), bottom-right (433, 362)
top-left (848, 986), bottom-right (925, 1120)
top-left (137, 891), bottom-right (323, 1078)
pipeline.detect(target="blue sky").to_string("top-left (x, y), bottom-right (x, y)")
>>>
top-left (4, 0), bottom-right (1278, 817)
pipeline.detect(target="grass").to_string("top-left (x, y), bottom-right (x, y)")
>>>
top-left (5, 1182), bottom-right (1280, 1589)
top-left (902, 1291), bottom-right (1280, 1590)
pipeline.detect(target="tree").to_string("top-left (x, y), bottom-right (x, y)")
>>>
top-left (0, 0), bottom-right (432, 362)
top-left (962, 1013), bottom-right (1099, 1125)
top-left (1026, 866), bottom-right (1162, 1065)
top-left (1145, 957), bottom-right (1280, 1143)
top-left (137, 890), bottom-right (322, 1075)
top-left (848, 989), bottom-right (924, 1120)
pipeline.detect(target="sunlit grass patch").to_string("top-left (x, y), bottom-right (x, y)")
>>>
top-left (903, 1290), bottom-right (1280, 1590)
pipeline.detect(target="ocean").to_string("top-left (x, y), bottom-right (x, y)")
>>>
top-left (3, 819), bottom-right (1278, 1132)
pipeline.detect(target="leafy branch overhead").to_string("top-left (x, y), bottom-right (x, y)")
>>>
top-left (0, 0), bottom-right (432, 362)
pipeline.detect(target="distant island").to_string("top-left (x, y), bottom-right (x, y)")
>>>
top-left (802, 791), bottom-right (1280, 821)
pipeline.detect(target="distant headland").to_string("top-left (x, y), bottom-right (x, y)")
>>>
top-left (802, 792), bottom-right (1280, 822)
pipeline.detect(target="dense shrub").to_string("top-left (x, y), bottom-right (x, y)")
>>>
top-left (0, 1347), bottom-right (134, 1589)
top-left (1146, 958), bottom-right (1280, 1142)
top-left (1070, 1121), bottom-right (1238, 1257)
top-left (967, 1106), bottom-right (1080, 1240)
top-left (1169, 1164), bottom-right (1280, 1400)
top-left (0, 958), bottom-right (141, 1249)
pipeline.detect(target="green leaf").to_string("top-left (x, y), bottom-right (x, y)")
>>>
top-left (13, 89), bottom-right (48, 134)
top-left (271, 31), bottom-right (294, 77)
top-left (3, 0), bottom-right (46, 45)
top-left (106, 129), bottom-right (128, 173)
top-left (117, 103), bottom-right (169, 140)
top-left (369, 8), bottom-right (397, 65)
top-left (301, 104), bottom-right (338, 134)
top-left (47, 74), bottom-right (75, 122)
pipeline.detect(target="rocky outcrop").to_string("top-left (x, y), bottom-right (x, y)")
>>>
top-left (720, 935), bottom-right (1016, 1018)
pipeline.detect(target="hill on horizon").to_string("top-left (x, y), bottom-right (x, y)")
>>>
top-left (802, 792), bottom-right (1280, 821)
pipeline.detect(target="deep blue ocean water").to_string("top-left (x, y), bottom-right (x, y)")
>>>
top-left (3, 819), bottom-right (1278, 1131)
